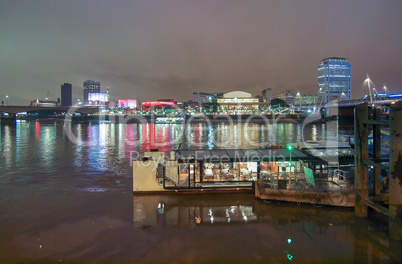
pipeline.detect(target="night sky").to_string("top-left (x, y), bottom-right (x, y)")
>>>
top-left (1, 0), bottom-right (401, 105)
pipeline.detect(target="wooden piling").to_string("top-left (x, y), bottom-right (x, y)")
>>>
top-left (354, 103), bottom-right (369, 218)
top-left (389, 104), bottom-right (402, 240)
top-left (373, 108), bottom-right (381, 196)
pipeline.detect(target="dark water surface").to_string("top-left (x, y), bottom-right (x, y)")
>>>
top-left (0, 121), bottom-right (400, 263)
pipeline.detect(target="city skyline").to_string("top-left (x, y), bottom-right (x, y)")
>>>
top-left (1, 0), bottom-right (402, 105)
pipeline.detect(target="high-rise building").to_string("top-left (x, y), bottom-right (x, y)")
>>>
top-left (83, 80), bottom-right (101, 101)
top-left (262, 88), bottom-right (272, 103)
top-left (294, 94), bottom-right (317, 106)
top-left (273, 90), bottom-right (295, 105)
top-left (61, 83), bottom-right (72, 106)
top-left (317, 57), bottom-right (351, 104)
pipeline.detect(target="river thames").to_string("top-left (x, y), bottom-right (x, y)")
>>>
top-left (0, 120), bottom-right (400, 263)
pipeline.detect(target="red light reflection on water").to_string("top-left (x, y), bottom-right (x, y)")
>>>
top-left (35, 122), bottom-right (40, 140)
top-left (125, 124), bottom-right (138, 159)
top-left (139, 124), bottom-right (173, 154)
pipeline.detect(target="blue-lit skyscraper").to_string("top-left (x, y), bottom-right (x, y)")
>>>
top-left (317, 57), bottom-right (351, 104)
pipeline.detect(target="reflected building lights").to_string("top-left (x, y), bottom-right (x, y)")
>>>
top-left (124, 124), bottom-right (138, 158)
top-left (187, 124), bottom-right (195, 148)
top-left (35, 122), bottom-right (40, 140)
top-left (312, 125), bottom-right (317, 142)
top-left (242, 210), bottom-right (248, 222)
top-left (15, 121), bottom-right (29, 165)
top-left (98, 123), bottom-right (108, 146)
top-left (2, 121), bottom-right (400, 264)
top-left (208, 208), bottom-right (214, 224)
top-left (226, 209), bottom-right (231, 223)
top-left (233, 124), bottom-right (239, 148)
top-left (73, 125), bottom-right (84, 167)
top-left (157, 203), bottom-right (165, 214)
top-left (3, 126), bottom-right (14, 167)
top-left (38, 125), bottom-right (56, 169)
top-left (207, 125), bottom-right (214, 150)
top-left (260, 126), bottom-right (266, 147)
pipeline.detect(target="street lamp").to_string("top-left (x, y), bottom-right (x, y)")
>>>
top-left (287, 144), bottom-right (294, 189)
top-left (287, 145), bottom-right (293, 167)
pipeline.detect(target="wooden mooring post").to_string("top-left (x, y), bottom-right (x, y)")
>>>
top-left (354, 104), bottom-right (369, 218)
top-left (389, 104), bottom-right (402, 240)
top-left (354, 102), bottom-right (402, 240)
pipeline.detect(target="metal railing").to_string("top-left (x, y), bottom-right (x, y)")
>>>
top-left (260, 171), bottom-right (354, 194)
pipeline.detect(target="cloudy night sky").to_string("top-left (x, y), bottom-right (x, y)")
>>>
top-left (1, 0), bottom-right (401, 105)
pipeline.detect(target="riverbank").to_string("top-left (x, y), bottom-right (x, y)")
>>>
top-left (17, 114), bottom-right (302, 124)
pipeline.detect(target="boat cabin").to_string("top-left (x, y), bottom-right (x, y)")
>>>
top-left (133, 147), bottom-right (313, 193)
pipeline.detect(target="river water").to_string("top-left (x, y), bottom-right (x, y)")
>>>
top-left (0, 120), bottom-right (400, 263)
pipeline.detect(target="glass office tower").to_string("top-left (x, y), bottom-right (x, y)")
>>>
top-left (317, 57), bottom-right (351, 104)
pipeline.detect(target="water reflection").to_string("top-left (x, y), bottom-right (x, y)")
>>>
top-left (132, 194), bottom-right (402, 263)
top-left (311, 124), bottom-right (318, 141)
top-left (2, 125), bottom-right (15, 168)
top-left (0, 122), bottom-right (340, 175)
top-left (15, 121), bottom-right (29, 167)
top-left (133, 194), bottom-right (352, 229)
top-left (1, 122), bottom-right (401, 263)
top-left (38, 124), bottom-right (56, 169)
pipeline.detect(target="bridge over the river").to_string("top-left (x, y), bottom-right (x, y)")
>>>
top-left (0, 105), bottom-right (101, 115)
top-left (0, 105), bottom-right (101, 124)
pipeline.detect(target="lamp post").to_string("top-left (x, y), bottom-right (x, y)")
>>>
top-left (287, 144), bottom-right (293, 189)
top-left (287, 145), bottom-right (293, 166)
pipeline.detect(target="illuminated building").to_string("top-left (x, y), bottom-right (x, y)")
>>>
top-left (118, 99), bottom-right (137, 109)
top-left (83, 80), bottom-right (101, 101)
top-left (106, 86), bottom-right (110, 102)
top-left (190, 92), bottom-right (223, 105)
top-left (88, 92), bottom-right (108, 106)
top-left (273, 90), bottom-right (295, 106)
top-left (294, 94), bottom-right (317, 106)
top-left (141, 99), bottom-right (175, 111)
top-left (318, 57), bottom-right (351, 104)
top-left (61, 83), bottom-right (72, 106)
top-left (217, 91), bottom-right (262, 114)
top-left (262, 88), bottom-right (272, 103)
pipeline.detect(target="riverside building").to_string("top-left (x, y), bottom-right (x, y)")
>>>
top-left (83, 80), bottom-right (101, 102)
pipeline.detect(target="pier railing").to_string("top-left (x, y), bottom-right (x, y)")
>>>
top-left (259, 171), bottom-right (354, 194)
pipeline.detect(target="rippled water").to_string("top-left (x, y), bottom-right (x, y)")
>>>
top-left (0, 120), bottom-right (399, 263)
